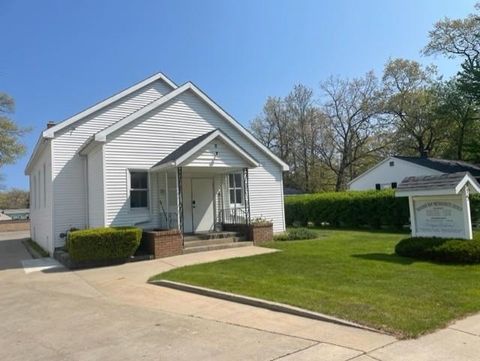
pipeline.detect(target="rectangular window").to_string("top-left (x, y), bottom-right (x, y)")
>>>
top-left (375, 183), bottom-right (381, 191)
top-left (228, 173), bottom-right (243, 205)
top-left (130, 171), bottom-right (148, 208)
top-left (391, 182), bottom-right (397, 189)
top-left (32, 175), bottom-right (36, 209)
top-left (37, 170), bottom-right (41, 208)
top-left (389, 161), bottom-right (395, 167)
top-left (43, 163), bottom-right (47, 207)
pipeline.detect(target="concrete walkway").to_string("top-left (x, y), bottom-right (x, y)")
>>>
top-left (1, 231), bottom-right (479, 360)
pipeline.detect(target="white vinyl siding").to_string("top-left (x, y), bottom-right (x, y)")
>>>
top-left (104, 90), bottom-right (285, 232)
top-left (87, 145), bottom-right (105, 228)
top-left (50, 80), bottom-right (172, 246)
top-left (349, 157), bottom-right (442, 191)
top-left (184, 139), bottom-right (249, 168)
top-left (29, 142), bottom-right (53, 254)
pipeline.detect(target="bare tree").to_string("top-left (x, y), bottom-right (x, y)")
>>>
top-left (285, 85), bottom-right (324, 192)
top-left (319, 72), bottom-right (387, 191)
top-left (250, 97), bottom-right (291, 162)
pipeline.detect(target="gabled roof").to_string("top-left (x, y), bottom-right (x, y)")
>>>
top-left (91, 81), bottom-right (289, 171)
top-left (26, 72), bottom-right (177, 174)
top-left (395, 156), bottom-right (480, 177)
top-left (43, 72), bottom-right (177, 139)
top-left (150, 129), bottom-right (259, 171)
top-left (396, 172), bottom-right (480, 197)
top-left (26, 73), bottom-right (290, 174)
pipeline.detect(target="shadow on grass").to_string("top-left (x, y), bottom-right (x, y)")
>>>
top-left (352, 253), bottom-right (415, 265)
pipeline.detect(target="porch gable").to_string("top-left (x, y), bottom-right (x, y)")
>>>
top-left (150, 129), bottom-right (259, 171)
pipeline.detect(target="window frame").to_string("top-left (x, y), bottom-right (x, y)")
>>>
top-left (228, 172), bottom-right (243, 207)
top-left (32, 174), bottom-right (36, 209)
top-left (128, 170), bottom-right (149, 210)
top-left (43, 163), bottom-right (47, 208)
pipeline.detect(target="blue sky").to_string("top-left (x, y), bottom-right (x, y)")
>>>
top-left (0, 0), bottom-right (476, 190)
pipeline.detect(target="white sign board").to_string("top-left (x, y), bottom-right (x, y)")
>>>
top-left (412, 198), bottom-right (467, 238)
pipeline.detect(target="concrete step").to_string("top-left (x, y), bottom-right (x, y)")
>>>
top-left (183, 241), bottom-right (254, 254)
top-left (184, 237), bottom-right (245, 248)
top-left (184, 231), bottom-right (243, 241)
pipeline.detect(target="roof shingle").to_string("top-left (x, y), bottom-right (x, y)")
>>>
top-left (397, 172), bottom-right (470, 192)
top-left (395, 156), bottom-right (480, 177)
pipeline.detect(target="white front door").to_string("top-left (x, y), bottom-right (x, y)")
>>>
top-left (191, 178), bottom-right (214, 232)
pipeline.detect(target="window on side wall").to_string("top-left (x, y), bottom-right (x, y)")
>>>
top-left (130, 171), bottom-right (148, 208)
top-left (228, 173), bottom-right (243, 206)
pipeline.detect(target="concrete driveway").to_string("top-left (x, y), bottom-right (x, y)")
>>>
top-left (1, 231), bottom-right (479, 360)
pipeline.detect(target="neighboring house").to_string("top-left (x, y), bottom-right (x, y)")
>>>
top-left (25, 73), bottom-right (289, 254)
top-left (348, 156), bottom-right (480, 191)
top-left (283, 187), bottom-right (303, 196)
top-left (2, 209), bottom-right (30, 220)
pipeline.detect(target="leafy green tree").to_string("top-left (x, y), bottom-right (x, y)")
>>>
top-left (423, 3), bottom-right (480, 103)
top-left (382, 59), bottom-right (447, 157)
top-left (0, 93), bottom-right (28, 167)
top-left (434, 79), bottom-right (479, 160)
top-left (458, 60), bottom-right (480, 102)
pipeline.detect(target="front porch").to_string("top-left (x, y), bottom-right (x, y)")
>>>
top-left (140, 129), bottom-right (273, 257)
top-left (154, 166), bottom-right (252, 233)
top-left (143, 166), bottom-right (254, 257)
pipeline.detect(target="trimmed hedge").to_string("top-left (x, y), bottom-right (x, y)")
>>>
top-left (66, 226), bottom-right (142, 262)
top-left (285, 190), bottom-right (410, 229)
top-left (285, 191), bottom-right (480, 230)
top-left (395, 236), bottom-right (480, 264)
top-left (274, 228), bottom-right (318, 241)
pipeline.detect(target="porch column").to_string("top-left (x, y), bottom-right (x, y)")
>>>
top-left (176, 167), bottom-right (184, 239)
top-left (243, 168), bottom-right (251, 225)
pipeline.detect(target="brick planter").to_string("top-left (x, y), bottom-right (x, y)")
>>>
top-left (222, 222), bottom-right (273, 245)
top-left (248, 223), bottom-right (273, 245)
top-left (142, 229), bottom-right (183, 258)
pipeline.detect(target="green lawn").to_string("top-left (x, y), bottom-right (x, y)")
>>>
top-left (151, 229), bottom-right (480, 338)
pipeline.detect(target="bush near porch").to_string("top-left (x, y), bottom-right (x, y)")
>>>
top-left (152, 229), bottom-right (480, 338)
top-left (67, 226), bottom-right (142, 262)
top-left (285, 190), bottom-right (480, 229)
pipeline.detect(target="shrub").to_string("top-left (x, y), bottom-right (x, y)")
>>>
top-left (66, 226), bottom-right (142, 262)
top-left (395, 236), bottom-right (480, 264)
top-left (285, 190), bottom-right (409, 230)
top-left (274, 228), bottom-right (318, 241)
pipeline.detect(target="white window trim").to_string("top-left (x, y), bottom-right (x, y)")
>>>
top-left (228, 172), bottom-right (244, 207)
top-left (128, 169), bottom-right (150, 210)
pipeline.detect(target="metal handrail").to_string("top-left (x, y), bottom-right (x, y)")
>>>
top-left (218, 207), bottom-right (247, 224)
